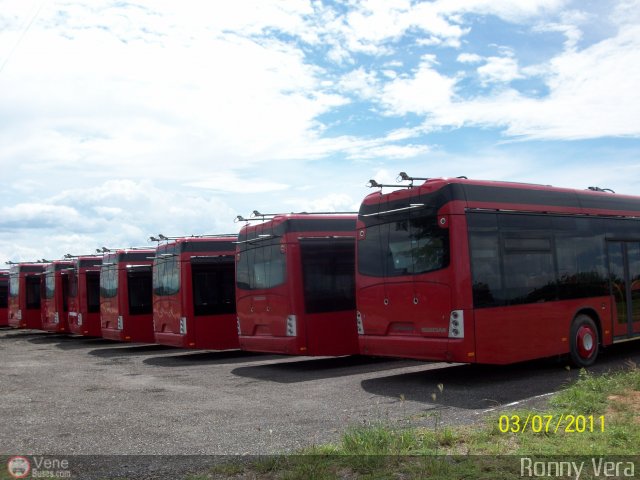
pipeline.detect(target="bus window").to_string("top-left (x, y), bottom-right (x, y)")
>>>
top-left (128, 269), bottom-right (152, 315)
top-left (236, 244), bottom-right (286, 290)
top-left (100, 264), bottom-right (118, 298)
top-left (9, 274), bottom-right (19, 298)
top-left (358, 216), bottom-right (449, 277)
top-left (26, 276), bottom-right (41, 309)
top-left (44, 272), bottom-right (55, 299)
top-left (0, 283), bottom-right (7, 309)
top-left (192, 260), bottom-right (236, 316)
top-left (153, 253), bottom-right (179, 296)
top-left (86, 272), bottom-right (101, 313)
top-left (300, 239), bottom-right (355, 314)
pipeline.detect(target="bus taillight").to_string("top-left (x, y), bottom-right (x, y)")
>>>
top-left (448, 310), bottom-right (464, 338)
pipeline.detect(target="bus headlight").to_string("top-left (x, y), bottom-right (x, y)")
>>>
top-left (448, 310), bottom-right (464, 338)
top-left (236, 316), bottom-right (241, 335)
top-left (117, 315), bottom-right (123, 330)
top-left (179, 317), bottom-right (187, 335)
top-left (53, 312), bottom-right (59, 324)
top-left (356, 311), bottom-right (364, 335)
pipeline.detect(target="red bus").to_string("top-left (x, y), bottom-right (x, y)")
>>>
top-left (8, 263), bottom-right (46, 329)
top-left (68, 255), bottom-right (102, 336)
top-left (41, 260), bottom-right (73, 333)
top-left (100, 248), bottom-right (155, 343)
top-left (356, 175), bottom-right (640, 367)
top-left (0, 270), bottom-right (8, 327)
top-left (236, 213), bottom-right (358, 356)
top-left (153, 235), bottom-right (238, 349)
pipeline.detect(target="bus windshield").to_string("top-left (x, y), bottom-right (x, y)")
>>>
top-left (153, 249), bottom-right (180, 296)
top-left (100, 264), bottom-right (118, 298)
top-left (358, 215), bottom-right (449, 277)
top-left (236, 243), bottom-right (286, 290)
top-left (44, 272), bottom-right (55, 299)
top-left (9, 274), bottom-right (19, 297)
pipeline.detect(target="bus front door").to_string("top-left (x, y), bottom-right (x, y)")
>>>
top-left (607, 241), bottom-right (640, 338)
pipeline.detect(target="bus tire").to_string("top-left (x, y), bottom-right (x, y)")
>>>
top-left (569, 314), bottom-right (599, 368)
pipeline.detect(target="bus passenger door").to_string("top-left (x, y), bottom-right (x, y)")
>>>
top-left (607, 241), bottom-right (640, 338)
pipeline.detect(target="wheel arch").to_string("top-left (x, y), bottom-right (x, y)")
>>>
top-left (573, 307), bottom-right (603, 346)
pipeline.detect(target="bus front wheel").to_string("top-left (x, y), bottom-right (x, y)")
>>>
top-left (569, 314), bottom-right (599, 368)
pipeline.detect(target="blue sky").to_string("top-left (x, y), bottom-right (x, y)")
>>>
top-left (1, 0), bottom-right (639, 263)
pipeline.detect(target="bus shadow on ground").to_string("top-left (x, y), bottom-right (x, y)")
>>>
top-left (360, 342), bottom-right (640, 410)
top-left (0, 330), bottom-right (52, 339)
top-left (26, 333), bottom-right (74, 344)
top-left (53, 337), bottom-right (123, 350)
top-left (231, 355), bottom-right (425, 383)
top-left (88, 344), bottom-right (177, 358)
top-left (143, 350), bottom-right (285, 367)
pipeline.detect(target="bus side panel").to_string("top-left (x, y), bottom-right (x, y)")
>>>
top-left (474, 297), bottom-right (610, 364)
top-left (153, 294), bottom-right (183, 346)
top-left (0, 275), bottom-right (8, 327)
top-left (101, 296), bottom-right (123, 341)
top-left (305, 310), bottom-right (359, 356)
top-left (193, 313), bottom-right (239, 350)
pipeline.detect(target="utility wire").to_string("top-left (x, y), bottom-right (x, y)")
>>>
top-left (0, 0), bottom-right (47, 76)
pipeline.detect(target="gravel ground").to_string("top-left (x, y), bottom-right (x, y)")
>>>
top-left (2, 327), bottom-right (639, 478)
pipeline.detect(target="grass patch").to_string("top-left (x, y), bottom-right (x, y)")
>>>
top-left (199, 365), bottom-right (640, 479)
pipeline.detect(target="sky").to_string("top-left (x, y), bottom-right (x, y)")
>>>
top-left (1, 0), bottom-right (640, 263)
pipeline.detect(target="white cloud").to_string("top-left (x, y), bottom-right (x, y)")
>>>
top-left (477, 54), bottom-right (524, 85)
top-left (380, 56), bottom-right (457, 115)
top-left (457, 53), bottom-right (483, 64)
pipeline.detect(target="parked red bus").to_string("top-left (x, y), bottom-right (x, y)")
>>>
top-left (8, 263), bottom-right (46, 329)
top-left (236, 213), bottom-right (358, 356)
top-left (68, 255), bottom-right (102, 336)
top-left (153, 235), bottom-right (238, 349)
top-left (100, 248), bottom-right (155, 343)
top-left (41, 260), bottom-right (73, 333)
top-left (0, 270), bottom-right (8, 326)
top-left (356, 175), bottom-right (640, 367)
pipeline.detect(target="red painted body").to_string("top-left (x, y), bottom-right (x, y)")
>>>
top-left (8, 263), bottom-right (46, 329)
top-left (100, 249), bottom-right (155, 343)
top-left (40, 261), bottom-right (73, 333)
top-left (357, 177), bottom-right (640, 365)
top-left (236, 214), bottom-right (359, 356)
top-left (0, 271), bottom-right (9, 327)
top-left (68, 256), bottom-right (102, 336)
top-left (153, 236), bottom-right (239, 349)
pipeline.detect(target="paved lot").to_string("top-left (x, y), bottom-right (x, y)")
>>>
top-left (1, 327), bottom-right (639, 459)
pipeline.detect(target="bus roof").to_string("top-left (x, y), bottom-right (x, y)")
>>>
top-left (238, 213), bottom-right (357, 243)
top-left (156, 236), bottom-right (238, 254)
top-left (9, 263), bottom-right (47, 274)
top-left (359, 177), bottom-right (640, 219)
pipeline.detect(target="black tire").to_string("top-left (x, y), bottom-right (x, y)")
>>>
top-left (569, 314), bottom-right (599, 368)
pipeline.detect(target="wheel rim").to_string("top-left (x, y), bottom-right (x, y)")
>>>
top-left (576, 325), bottom-right (596, 359)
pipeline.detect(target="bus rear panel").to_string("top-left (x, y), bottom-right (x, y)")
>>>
top-left (153, 237), bottom-right (238, 349)
top-left (41, 261), bottom-right (73, 333)
top-left (100, 249), bottom-right (154, 343)
top-left (68, 256), bottom-right (102, 336)
top-left (236, 214), bottom-right (358, 356)
top-left (8, 264), bottom-right (45, 329)
top-left (0, 271), bottom-right (8, 327)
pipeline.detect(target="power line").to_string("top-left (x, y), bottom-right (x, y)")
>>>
top-left (0, 0), bottom-right (47, 76)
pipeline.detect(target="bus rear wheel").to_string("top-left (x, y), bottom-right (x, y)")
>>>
top-left (569, 314), bottom-right (599, 368)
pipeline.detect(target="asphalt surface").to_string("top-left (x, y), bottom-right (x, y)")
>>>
top-left (2, 327), bottom-right (639, 477)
